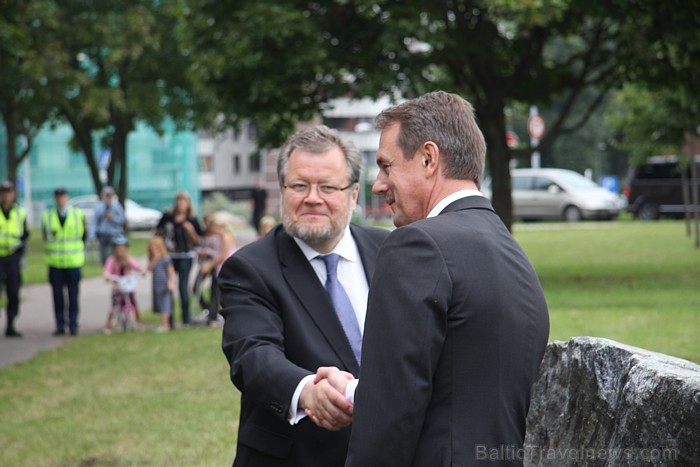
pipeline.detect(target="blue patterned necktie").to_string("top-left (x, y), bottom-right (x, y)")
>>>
top-left (320, 254), bottom-right (362, 365)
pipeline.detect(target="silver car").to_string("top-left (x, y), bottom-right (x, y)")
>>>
top-left (67, 195), bottom-right (163, 230)
top-left (483, 168), bottom-right (624, 221)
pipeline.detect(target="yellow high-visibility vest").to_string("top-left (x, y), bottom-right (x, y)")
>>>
top-left (43, 207), bottom-right (85, 268)
top-left (0, 205), bottom-right (26, 257)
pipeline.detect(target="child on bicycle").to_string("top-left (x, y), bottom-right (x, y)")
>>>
top-left (103, 235), bottom-right (144, 333)
top-left (148, 235), bottom-right (176, 332)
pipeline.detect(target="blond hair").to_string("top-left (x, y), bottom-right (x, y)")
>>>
top-left (148, 235), bottom-right (169, 260)
top-left (208, 211), bottom-right (236, 236)
top-left (258, 215), bottom-right (276, 236)
top-left (170, 190), bottom-right (195, 217)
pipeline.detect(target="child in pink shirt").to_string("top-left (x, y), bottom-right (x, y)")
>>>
top-left (103, 235), bottom-right (144, 333)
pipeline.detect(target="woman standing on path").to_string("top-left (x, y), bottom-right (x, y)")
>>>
top-left (155, 191), bottom-right (203, 327)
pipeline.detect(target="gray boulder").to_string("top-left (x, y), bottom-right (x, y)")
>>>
top-left (525, 337), bottom-right (700, 466)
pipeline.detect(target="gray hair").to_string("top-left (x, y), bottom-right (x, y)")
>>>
top-left (375, 91), bottom-right (487, 187)
top-left (276, 125), bottom-right (361, 187)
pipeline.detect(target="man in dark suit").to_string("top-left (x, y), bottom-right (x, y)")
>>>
top-left (312, 91), bottom-right (550, 466)
top-left (218, 126), bottom-right (389, 467)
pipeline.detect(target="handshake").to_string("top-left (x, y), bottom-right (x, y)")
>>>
top-left (299, 367), bottom-right (357, 431)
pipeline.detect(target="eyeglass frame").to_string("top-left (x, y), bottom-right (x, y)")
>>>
top-left (283, 180), bottom-right (357, 198)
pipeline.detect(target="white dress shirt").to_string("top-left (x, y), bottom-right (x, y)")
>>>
top-left (288, 226), bottom-right (369, 424)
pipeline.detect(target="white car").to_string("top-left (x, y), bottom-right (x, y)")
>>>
top-left (67, 195), bottom-right (163, 231)
top-left (482, 168), bottom-right (624, 221)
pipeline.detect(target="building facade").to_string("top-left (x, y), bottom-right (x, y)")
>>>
top-left (197, 97), bottom-right (394, 221)
top-left (0, 119), bottom-right (199, 227)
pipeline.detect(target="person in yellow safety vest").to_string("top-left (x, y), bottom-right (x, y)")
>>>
top-left (42, 187), bottom-right (86, 336)
top-left (0, 181), bottom-right (29, 337)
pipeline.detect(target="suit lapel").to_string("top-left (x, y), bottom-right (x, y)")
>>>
top-left (277, 231), bottom-right (360, 374)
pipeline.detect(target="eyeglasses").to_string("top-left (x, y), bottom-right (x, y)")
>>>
top-left (283, 181), bottom-right (356, 198)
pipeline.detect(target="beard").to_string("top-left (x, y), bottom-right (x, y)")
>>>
top-left (281, 202), bottom-right (354, 247)
top-left (282, 217), bottom-right (341, 245)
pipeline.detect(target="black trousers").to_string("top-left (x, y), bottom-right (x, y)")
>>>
top-left (49, 267), bottom-right (81, 333)
top-left (0, 251), bottom-right (22, 321)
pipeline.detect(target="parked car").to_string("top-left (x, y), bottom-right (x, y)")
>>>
top-left (624, 155), bottom-right (700, 220)
top-left (67, 195), bottom-right (163, 231)
top-left (482, 168), bottom-right (623, 221)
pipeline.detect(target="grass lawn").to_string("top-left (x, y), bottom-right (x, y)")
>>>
top-left (0, 327), bottom-right (236, 466)
top-left (0, 220), bottom-right (698, 465)
top-left (514, 220), bottom-right (699, 363)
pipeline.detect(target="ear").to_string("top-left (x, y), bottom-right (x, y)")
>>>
top-left (421, 141), bottom-right (440, 177)
top-left (351, 183), bottom-right (359, 202)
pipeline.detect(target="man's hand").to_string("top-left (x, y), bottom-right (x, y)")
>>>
top-left (314, 366), bottom-right (354, 394)
top-left (299, 370), bottom-right (353, 431)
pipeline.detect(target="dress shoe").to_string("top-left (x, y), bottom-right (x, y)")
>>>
top-left (69, 329), bottom-right (78, 336)
top-left (53, 329), bottom-right (65, 336)
top-left (5, 328), bottom-right (22, 338)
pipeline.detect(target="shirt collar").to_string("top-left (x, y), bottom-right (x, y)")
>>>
top-left (293, 226), bottom-right (358, 263)
top-left (427, 189), bottom-right (484, 218)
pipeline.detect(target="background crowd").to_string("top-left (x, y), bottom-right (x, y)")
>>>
top-left (0, 183), bottom-right (270, 338)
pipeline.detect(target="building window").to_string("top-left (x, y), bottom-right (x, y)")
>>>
top-left (249, 153), bottom-right (260, 173)
top-left (247, 123), bottom-right (258, 141)
top-left (200, 154), bottom-right (214, 172)
top-left (233, 154), bottom-right (241, 174)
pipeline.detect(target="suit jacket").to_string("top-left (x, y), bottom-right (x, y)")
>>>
top-left (219, 223), bottom-right (389, 467)
top-left (346, 196), bottom-right (550, 467)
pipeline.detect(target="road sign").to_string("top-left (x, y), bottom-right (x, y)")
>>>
top-left (600, 175), bottom-right (619, 194)
top-left (528, 115), bottom-right (546, 140)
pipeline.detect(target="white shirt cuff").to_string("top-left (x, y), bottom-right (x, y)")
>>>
top-left (288, 374), bottom-right (316, 425)
top-left (345, 378), bottom-right (359, 405)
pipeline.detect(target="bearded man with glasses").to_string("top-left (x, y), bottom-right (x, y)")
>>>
top-left (218, 125), bottom-right (389, 467)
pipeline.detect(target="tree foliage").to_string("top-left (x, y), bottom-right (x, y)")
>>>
top-left (607, 85), bottom-right (700, 163)
top-left (13, 0), bottom-right (204, 203)
top-left (181, 0), bottom-right (699, 228)
top-left (174, 0), bottom-right (372, 147)
top-left (0, 0), bottom-right (53, 183)
top-left (3, 0), bottom-right (698, 228)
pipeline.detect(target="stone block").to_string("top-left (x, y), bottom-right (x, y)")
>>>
top-left (525, 337), bottom-right (700, 466)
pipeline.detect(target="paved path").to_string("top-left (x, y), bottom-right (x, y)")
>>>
top-left (0, 228), bottom-right (258, 369)
top-left (0, 267), bottom-right (154, 368)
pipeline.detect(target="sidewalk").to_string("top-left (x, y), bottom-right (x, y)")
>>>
top-left (0, 271), bottom-right (153, 369)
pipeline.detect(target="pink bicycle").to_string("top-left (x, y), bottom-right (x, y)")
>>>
top-left (110, 275), bottom-right (138, 332)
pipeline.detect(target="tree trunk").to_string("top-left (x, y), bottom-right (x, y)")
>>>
top-left (478, 103), bottom-right (514, 231)
top-left (4, 110), bottom-right (18, 184)
top-left (111, 116), bottom-right (133, 231)
top-left (60, 106), bottom-right (102, 194)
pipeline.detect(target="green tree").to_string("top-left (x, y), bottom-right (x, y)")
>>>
top-left (181, 0), bottom-right (699, 229)
top-left (0, 0), bottom-right (52, 184)
top-left (607, 85), bottom-right (700, 162)
top-left (27, 0), bottom-right (205, 203)
top-left (174, 1), bottom-right (350, 147)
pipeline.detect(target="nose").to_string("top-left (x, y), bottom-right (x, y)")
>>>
top-left (372, 173), bottom-right (387, 195)
top-left (303, 185), bottom-right (324, 203)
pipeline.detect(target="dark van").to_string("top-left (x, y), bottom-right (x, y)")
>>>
top-left (624, 155), bottom-right (700, 220)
